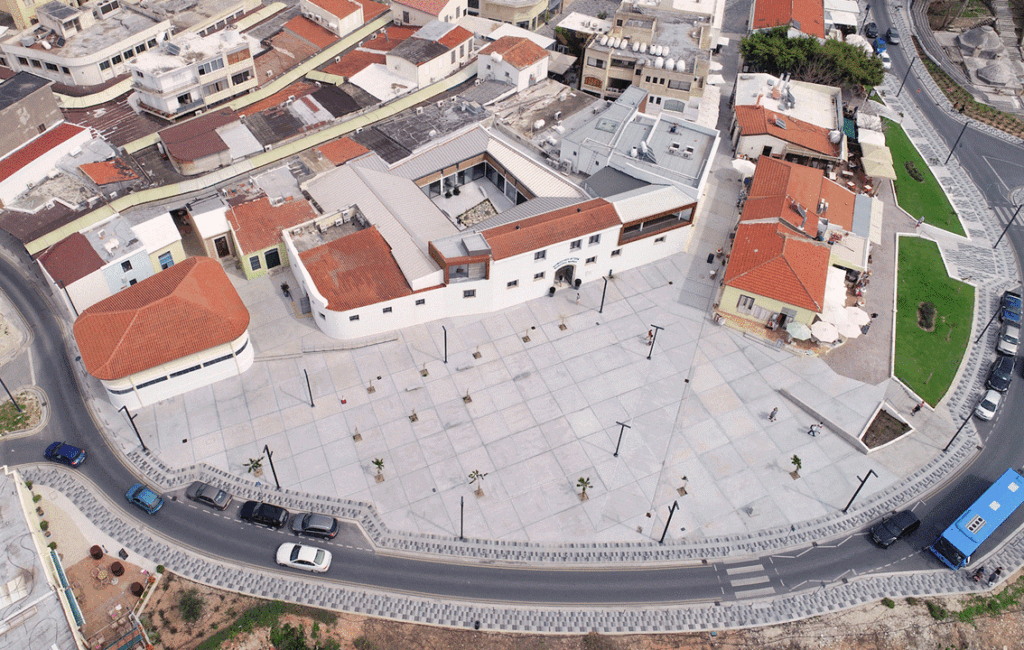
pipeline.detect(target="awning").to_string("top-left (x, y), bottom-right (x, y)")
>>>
top-left (857, 128), bottom-right (886, 147)
top-left (826, 9), bottom-right (858, 26)
top-left (548, 51), bottom-right (576, 76)
top-left (717, 36), bottom-right (730, 47)
top-left (843, 117), bottom-right (857, 140)
top-left (707, 74), bottom-right (727, 85)
top-left (861, 142), bottom-right (897, 180)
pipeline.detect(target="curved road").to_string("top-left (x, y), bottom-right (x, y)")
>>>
top-left (4, 22), bottom-right (1024, 609)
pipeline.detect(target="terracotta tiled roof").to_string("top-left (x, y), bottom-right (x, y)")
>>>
top-left (751, 0), bottom-right (825, 38)
top-left (393, 0), bottom-right (452, 16)
top-left (306, 0), bottom-right (361, 19)
top-left (0, 122), bottom-right (86, 183)
top-left (300, 227), bottom-right (413, 311)
top-left (438, 25), bottom-right (473, 49)
top-left (74, 257), bottom-right (250, 380)
top-left (483, 199), bottom-right (619, 260)
top-left (479, 36), bottom-right (549, 69)
top-left (238, 82), bottom-right (317, 117)
top-left (321, 50), bottom-right (386, 77)
top-left (79, 158), bottom-right (138, 185)
top-left (158, 108), bottom-right (237, 162)
top-left (226, 196), bottom-right (317, 254)
top-left (316, 137), bottom-right (370, 165)
top-left (37, 233), bottom-right (103, 286)
top-left (723, 221), bottom-right (830, 312)
top-left (361, 26), bottom-right (418, 51)
top-left (740, 156), bottom-right (855, 235)
top-left (734, 105), bottom-right (839, 157)
top-left (283, 15), bottom-right (339, 48)
top-left (351, 0), bottom-right (388, 21)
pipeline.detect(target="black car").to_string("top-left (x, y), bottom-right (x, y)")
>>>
top-left (44, 442), bottom-right (86, 467)
top-left (869, 511), bottom-right (921, 548)
top-left (986, 355), bottom-right (1015, 392)
top-left (240, 501), bottom-right (289, 528)
top-left (865, 22), bottom-right (878, 39)
top-left (291, 512), bottom-right (340, 539)
top-left (886, 27), bottom-right (900, 44)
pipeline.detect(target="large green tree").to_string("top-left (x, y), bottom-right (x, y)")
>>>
top-left (741, 28), bottom-right (884, 89)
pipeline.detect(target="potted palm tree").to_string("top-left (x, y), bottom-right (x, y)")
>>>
top-left (372, 458), bottom-right (385, 483)
top-left (577, 477), bottom-right (592, 501)
top-left (790, 455), bottom-right (802, 480)
top-left (246, 457), bottom-right (264, 477)
top-left (468, 470), bottom-right (488, 497)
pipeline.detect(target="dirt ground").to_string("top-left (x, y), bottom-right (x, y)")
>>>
top-left (141, 570), bottom-right (1024, 650)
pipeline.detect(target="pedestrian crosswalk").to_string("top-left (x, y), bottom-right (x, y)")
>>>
top-left (723, 562), bottom-right (776, 599)
top-left (991, 205), bottom-right (1023, 226)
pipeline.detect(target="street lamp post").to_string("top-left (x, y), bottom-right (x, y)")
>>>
top-left (659, 500), bottom-right (680, 543)
top-left (842, 470), bottom-right (878, 513)
top-left (442, 325), bottom-right (448, 364)
top-left (945, 121), bottom-right (970, 165)
top-left (613, 421), bottom-right (631, 457)
top-left (304, 369), bottom-right (314, 408)
top-left (599, 276), bottom-right (609, 314)
top-left (993, 203), bottom-right (1024, 249)
top-left (943, 414), bottom-right (973, 453)
top-left (459, 496), bottom-right (464, 540)
top-left (896, 56), bottom-right (917, 97)
top-left (118, 405), bottom-right (148, 452)
top-left (647, 324), bottom-right (664, 360)
top-left (263, 444), bottom-right (281, 490)
top-left (0, 376), bottom-right (21, 413)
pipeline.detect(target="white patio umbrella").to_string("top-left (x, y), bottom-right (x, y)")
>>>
top-left (844, 306), bottom-right (871, 326)
top-left (822, 303), bottom-right (848, 326)
top-left (811, 320), bottom-right (839, 343)
top-left (837, 321), bottom-right (863, 339)
top-left (732, 158), bottom-right (757, 178)
top-left (786, 321), bottom-right (813, 340)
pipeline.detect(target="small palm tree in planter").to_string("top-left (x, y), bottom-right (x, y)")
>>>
top-left (577, 477), bottom-right (592, 501)
top-left (372, 458), bottom-right (385, 483)
top-left (790, 455), bottom-right (802, 480)
top-left (468, 469), bottom-right (488, 497)
top-left (245, 456), bottom-right (264, 477)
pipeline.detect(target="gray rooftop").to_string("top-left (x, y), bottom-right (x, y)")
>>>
top-left (473, 196), bottom-right (583, 229)
top-left (0, 72), bottom-right (51, 112)
top-left (390, 37), bottom-right (450, 65)
top-left (37, 0), bottom-right (79, 20)
top-left (609, 112), bottom-right (717, 191)
top-left (10, 8), bottom-right (164, 59)
top-left (351, 99), bottom-right (489, 163)
top-left (562, 86), bottom-right (646, 151)
top-left (583, 165), bottom-right (650, 197)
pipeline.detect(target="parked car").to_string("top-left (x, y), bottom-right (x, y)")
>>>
top-left (886, 27), bottom-right (900, 44)
top-left (869, 510), bottom-right (920, 548)
top-left (185, 481), bottom-right (232, 510)
top-left (240, 501), bottom-right (289, 528)
top-left (986, 355), bottom-right (1015, 392)
top-left (276, 543), bottom-right (332, 573)
top-left (1001, 290), bottom-right (1021, 324)
top-left (44, 442), bottom-right (86, 467)
top-left (291, 512), bottom-right (340, 539)
top-left (975, 389), bottom-right (1002, 420)
top-left (874, 37), bottom-right (887, 54)
top-left (865, 22), bottom-right (878, 38)
top-left (997, 322), bottom-right (1020, 356)
top-left (126, 483), bottom-right (164, 514)
top-left (879, 51), bottom-right (892, 70)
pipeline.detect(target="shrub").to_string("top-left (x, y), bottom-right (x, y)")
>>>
top-left (48, 541), bottom-right (57, 550)
top-left (353, 637), bottom-right (376, 650)
top-left (156, 565), bottom-right (165, 573)
top-left (39, 520), bottom-right (48, 531)
top-left (33, 494), bottom-right (42, 503)
top-left (905, 160), bottom-right (925, 182)
top-left (919, 301), bottom-right (937, 330)
top-left (25, 480), bottom-right (32, 489)
top-left (179, 589), bottom-right (204, 622)
top-left (926, 600), bottom-right (948, 620)
top-left (906, 597), bottom-right (919, 606)
top-left (882, 597), bottom-right (895, 608)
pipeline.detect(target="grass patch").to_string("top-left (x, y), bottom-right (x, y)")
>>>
top-left (883, 118), bottom-right (965, 236)
top-left (958, 574), bottom-right (1024, 624)
top-left (194, 600), bottom-right (336, 650)
top-left (895, 238), bottom-right (973, 405)
top-left (0, 397), bottom-right (30, 433)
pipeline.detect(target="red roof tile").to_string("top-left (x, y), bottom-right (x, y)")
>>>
top-left (226, 196), bottom-right (318, 254)
top-left (723, 221), bottom-right (831, 312)
top-left (483, 199), bottom-right (620, 260)
top-left (238, 82), bottom-right (317, 117)
top-left (300, 227), bottom-right (413, 311)
top-left (751, 0), bottom-right (825, 38)
top-left (734, 105), bottom-right (839, 157)
top-left (740, 156), bottom-right (855, 235)
top-left (479, 36), bottom-right (549, 69)
top-left (351, 0), bottom-right (388, 21)
top-left (37, 233), bottom-right (103, 286)
top-left (158, 108), bottom-right (237, 162)
top-left (361, 26), bottom-right (418, 51)
top-left (0, 122), bottom-right (86, 184)
top-left (438, 25), bottom-right (473, 49)
top-left (283, 15), bottom-right (339, 48)
top-left (316, 137), bottom-right (371, 165)
top-left (74, 257), bottom-right (250, 380)
top-left (322, 49), bottom-right (386, 77)
top-left (79, 158), bottom-right (138, 185)
top-left (393, 0), bottom-right (453, 16)
top-left (306, 0), bottom-right (361, 19)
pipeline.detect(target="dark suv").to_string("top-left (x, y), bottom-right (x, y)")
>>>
top-left (240, 501), bottom-right (289, 528)
top-left (869, 510), bottom-right (921, 548)
top-left (864, 22), bottom-right (878, 39)
top-left (987, 355), bottom-right (1015, 392)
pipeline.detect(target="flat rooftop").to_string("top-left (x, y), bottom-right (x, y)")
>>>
top-left (734, 73), bottom-right (842, 131)
top-left (8, 10), bottom-right (163, 58)
top-left (132, 30), bottom-right (257, 75)
top-left (350, 97), bottom-right (489, 163)
top-left (0, 71), bottom-right (50, 110)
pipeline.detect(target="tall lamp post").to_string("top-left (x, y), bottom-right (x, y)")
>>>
top-left (993, 203), bottom-right (1024, 249)
top-left (659, 501), bottom-right (680, 544)
top-left (647, 324), bottom-right (664, 360)
top-left (118, 405), bottom-right (148, 452)
top-left (944, 121), bottom-right (970, 165)
top-left (263, 444), bottom-right (281, 490)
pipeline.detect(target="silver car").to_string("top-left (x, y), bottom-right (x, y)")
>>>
top-left (186, 481), bottom-right (233, 510)
top-left (975, 389), bottom-right (1001, 421)
top-left (997, 322), bottom-right (1020, 356)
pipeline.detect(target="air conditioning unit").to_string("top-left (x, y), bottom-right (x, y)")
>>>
top-left (335, 55), bottom-right (341, 63)
top-left (474, 79), bottom-right (481, 85)
top-left (436, 100), bottom-right (443, 108)
top-left (314, 81), bottom-right (321, 87)
top-left (264, 144), bottom-right (273, 152)
top-left (355, 126), bottom-right (363, 133)
top-left (416, 107), bottom-right (423, 114)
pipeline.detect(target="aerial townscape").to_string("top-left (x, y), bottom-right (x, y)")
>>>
top-left (2, 0), bottom-right (1024, 646)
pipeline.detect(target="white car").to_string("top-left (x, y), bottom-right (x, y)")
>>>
top-left (997, 322), bottom-right (1020, 356)
top-left (974, 389), bottom-right (1002, 421)
top-left (879, 51), bottom-right (892, 70)
top-left (276, 543), bottom-right (332, 573)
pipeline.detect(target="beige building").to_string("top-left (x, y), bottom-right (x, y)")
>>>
top-left (0, 72), bottom-right (62, 160)
top-left (393, 0), bottom-right (467, 26)
top-left (471, 0), bottom-right (557, 31)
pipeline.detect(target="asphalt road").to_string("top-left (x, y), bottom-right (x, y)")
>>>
top-left (5, 14), bottom-right (1024, 604)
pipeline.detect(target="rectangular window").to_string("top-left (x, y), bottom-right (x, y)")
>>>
top-left (383, 306), bottom-right (392, 313)
top-left (136, 43), bottom-right (146, 54)
top-left (737, 294), bottom-right (755, 312)
top-left (158, 251), bottom-right (174, 270)
top-left (460, 44), bottom-right (465, 57)
top-left (451, 50), bottom-right (456, 64)
top-left (0, 58), bottom-right (6, 67)
top-left (507, 280), bottom-right (518, 288)
top-left (203, 79), bottom-right (227, 95)
top-left (62, 66), bottom-right (70, 74)
top-left (170, 364), bottom-right (201, 378)
top-left (37, 124), bottom-right (45, 133)
top-left (177, 93), bottom-right (192, 105)
top-left (129, 279), bottom-right (137, 286)
top-left (147, 38), bottom-right (158, 48)
top-left (585, 256), bottom-right (596, 264)
top-left (463, 289), bottom-right (476, 298)
top-left (611, 248), bottom-right (622, 256)
top-left (123, 49), bottom-right (134, 60)
top-left (30, 60), bottom-right (41, 68)
top-left (654, 236), bottom-right (666, 243)
top-left (416, 298), bottom-right (426, 305)
top-left (111, 54), bottom-right (122, 64)
top-left (17, 57), bottom-right (28, 66)
top-left (99, 60), bottom-right (111, 71)
top-left (249, 255), bottom-right (261, 270)
top-left (570, 239), bottom-right (582, 250)
top-left (534, 272), bottom-right (545, 280)
top-left (965, 515), bottom-right (986, 533)
top-left (589, 234), bottom-right (601, 245)
top-left (349, 314), bottom-right (359, 321)
top-left (226, 49), bottom-right (251, 65)
top-left (534, 250), bottom-right (546, 260)
top-left (585, 57), bottom-right (606, 69)
top-left (45, 62), bottom-right (58, 71)
top-left (121, 260), bottom-right (133, 272)
top-left (197, 58), bottom-right (224, 75)
top-left (231, 70), bottom-right (251, 85)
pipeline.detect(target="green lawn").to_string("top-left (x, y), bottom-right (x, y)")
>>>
top-left (894, 237), bottom-right (973, 405)
top-left (883, 118), bottom-right (965, 237)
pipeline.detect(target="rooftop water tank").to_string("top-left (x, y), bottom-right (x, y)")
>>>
top-left (639, 42), bottom-right (648, 53)
top-left (600, 35), bottom-right (609, 46)
top-left (665, 58), bottom-right (675, 70)
top-left (655, 57), bottom-right (664, 69)
top-left (675, 59), bottom-right (686, 72)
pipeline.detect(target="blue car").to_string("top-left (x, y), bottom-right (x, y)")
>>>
top-left (126, 483), bottom-right (164, 514)
top-left (44, 442), bottom-right (86, 467)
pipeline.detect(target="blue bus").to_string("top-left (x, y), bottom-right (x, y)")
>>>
top-left (929, 468), bottom-right (1024, 569)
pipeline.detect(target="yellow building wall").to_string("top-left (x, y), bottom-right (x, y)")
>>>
top-left (479, 0), bottom-right (546, 27)
top-left (719, 285), bottom-right (819, 326)
top-left (148, 241), bottom-right (186, 274)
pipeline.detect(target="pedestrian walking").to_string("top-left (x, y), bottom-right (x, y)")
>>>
top-left (911, 401), bottom-right (923, 416)
top-left (807, 425), bottom-right (817, 437)
top-left (769, 407), bottom-right (779, 422)
top-left (915, 217), bottom-right (925, 228)
top-left (646, 329), bottom-right (654, 344)
top-left (576, 292), bottom-right (580, 305)
top-left (988, 567), bottom-right (1003, 584)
